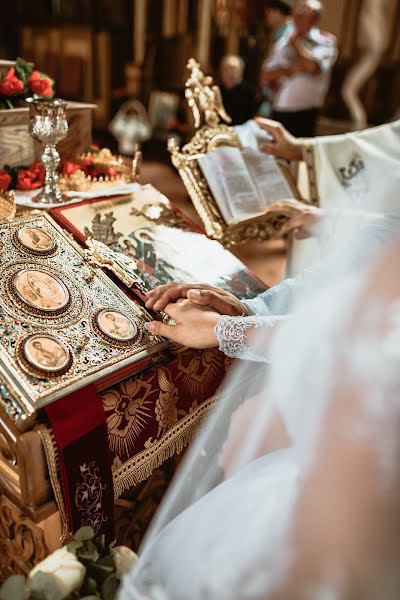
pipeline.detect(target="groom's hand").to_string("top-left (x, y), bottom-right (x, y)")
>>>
top-left (145, 299), bottom-right (220, 348)
top-left (145, 283), bottom-right (248, 316)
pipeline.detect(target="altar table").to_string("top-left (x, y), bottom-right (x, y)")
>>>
top-left (0, 343), bottom-right (232, 580)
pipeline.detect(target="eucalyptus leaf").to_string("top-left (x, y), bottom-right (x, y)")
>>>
top-left (74, 526), bottom-right (95, 542)
top-left (76, 548), bottom-right (100, 563)
top-left (86, 562), bottom-right (114, 584)
top-left (102, 574), bottom-right (119, 600)
top-left (96, 555), bottom-right (115, 569)
top-left (0, 575), bottom-right (25, 600)
top-left (85, 577), bottom-right (98, 594)
top-left (29, 571), bottom-right (63, 600)
top-left (66, 540), bottom-right (83, 553)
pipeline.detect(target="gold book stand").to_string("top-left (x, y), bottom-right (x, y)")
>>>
top-left (168, 59), bottom-right (297, 247)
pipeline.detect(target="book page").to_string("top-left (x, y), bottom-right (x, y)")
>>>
top-left (241, 147), bottom-right (293, 207)
top-left (235, 119), bottom-right (273, 150)
top-left (198, 147), bottom-right (261, 223)
top-left (197, 151), bottom-right (234, 223)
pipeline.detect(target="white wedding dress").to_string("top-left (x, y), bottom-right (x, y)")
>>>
top-left (120, 237), bottom-right (400, 600)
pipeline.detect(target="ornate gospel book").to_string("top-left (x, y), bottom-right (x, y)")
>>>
top-left (168, 59), bottom-right (300, 246)
top-left (50, 184), bottom-right (267, 300)
top-left (0, 213), bottom-right (169, 431)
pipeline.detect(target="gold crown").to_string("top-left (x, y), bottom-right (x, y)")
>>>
top-left (59, 148), bottom-right (141, 193)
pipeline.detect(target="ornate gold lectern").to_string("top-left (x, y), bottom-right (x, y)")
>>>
top-left (169, 59), bottom-right (299, 247)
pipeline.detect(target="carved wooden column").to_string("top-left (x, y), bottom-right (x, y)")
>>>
top-left (177, 0), bottom-right (189, 34)
top-left (197, 0), bottom-right (213, 66)
top-left (0, 491), bottom-right (49, 582)
top-left (133, 0), bottom-right (147, 65)
top-left (163, 0), bottom-right (178, 37)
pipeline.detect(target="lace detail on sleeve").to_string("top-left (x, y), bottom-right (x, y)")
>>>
top-left (215, 315), bottom-right (287, 362)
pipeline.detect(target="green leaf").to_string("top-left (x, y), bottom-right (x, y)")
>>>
top-left (86, 562), bottom-right (114, 585)
top-left (29, 571), bottom-right (63, 600)
top-left (15, 56), bottom-right (33, 80)
top-left (66, 540), bottom-right (83, 554)
top-left (80, 596), bottom-right (100, 599)
top-left (74, 526), bottom-right (95, 542)
top-left (85, 577), bottom-right (98, 594)
top-left (94, 534), bottom-right (106, 551)
top-left (101, 574), bottom-right (119, 600)
top-left (96, 555), bottom-right (115, 569)
top-left (0, 575), bottom-right (26, 600)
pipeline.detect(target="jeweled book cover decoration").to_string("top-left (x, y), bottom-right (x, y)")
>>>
top-left (0, 213), bottom-right (168, 430)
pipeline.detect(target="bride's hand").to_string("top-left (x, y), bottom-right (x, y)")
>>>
top-left (145, 299), bottom-right (221, 349)
top-left (145, 283), bottom-right (248, 316)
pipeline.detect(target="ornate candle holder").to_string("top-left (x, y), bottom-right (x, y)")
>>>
top-left (26, 97), bottom-right (68, 204)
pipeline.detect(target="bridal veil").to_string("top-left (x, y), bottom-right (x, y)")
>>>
top-left (120, 207), bottom-right (400, 599)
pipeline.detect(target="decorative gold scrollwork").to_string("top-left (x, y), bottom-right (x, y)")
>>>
top-left (169, 59), bottom-right (298, 247)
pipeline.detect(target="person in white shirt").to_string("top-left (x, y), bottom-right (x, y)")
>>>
top-left (261, 0), bottom-right (337, 136)
top-left (258, 0), bottom-right (293, 118)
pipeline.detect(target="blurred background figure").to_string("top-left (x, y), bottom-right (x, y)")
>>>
top-left (218, 54), bottom-right (258, 125)
top-left (258, 0), bottom-right (293, 118)
top-left (109, 62), bottom-right (152, 155)
top-left (261, 0), bottom-right (337, 136)
top-left (341, 0), bottom-right (388, 130)
top-left (109, 99), bottom-right (151, 155)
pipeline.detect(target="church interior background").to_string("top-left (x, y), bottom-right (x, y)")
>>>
top-left (0, 0), bottom-right (399, 595)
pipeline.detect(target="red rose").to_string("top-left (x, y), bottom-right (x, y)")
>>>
top-left (0, 67), bottom-right (24, 95)
top-left (0, 171), bottom-right (12, 191)
top-left (87, 166), bottom-right (102, 178)
top-left (106, 167), bottom-right (118, 178)
top-left (28, 70), bottom-right (54, 97)
top-left (31, 160), bottom-right (45, 178)
top-left (79, 154), bottom-right (95, 175)
top-left (60, 160), bottom-right (82, 176)
top-left (16, 164), bottom-right (45, 190)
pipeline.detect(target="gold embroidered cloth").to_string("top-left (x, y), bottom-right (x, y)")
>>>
top-left (101, 346), bottom-right (232, 497)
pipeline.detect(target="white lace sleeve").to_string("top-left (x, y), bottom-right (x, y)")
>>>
top-left (215, 315), bottom-right (288, 362)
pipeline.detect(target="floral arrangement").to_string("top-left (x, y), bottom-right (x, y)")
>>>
top-left (0, 147), bottom-right (131, 193)
top-left (60, 147), bottom-right (120, 181)
top-left (0, 526), bottom-right (137, 600)
top-left (0, 160), bottom-right (45, 192)
top-left (0, 57), bottom-right (54, 110)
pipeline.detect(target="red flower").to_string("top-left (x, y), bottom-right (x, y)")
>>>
top-left (106, 167), bottom-right (118, 178)
top-left (60, 160), bottom-right (82, 176)
top-left (28, 70), bottom-right (54, 97)
top-left (0, 67), bottom-right (24, 96)
top-left (0, 171), bottom-right (12, 191)
top-left (30, 160), bottom-right (45, 178)
top-left (16, 163), bottom-right (45, 190)
top-left (87, 166), bottom-right (102, 178)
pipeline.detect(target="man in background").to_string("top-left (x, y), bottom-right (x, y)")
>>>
top-left (261, 0), bottom-right (337, 136)
top-left (219, 54), bottom-right (258, 125)
top-left (258, 0), bottom-right (293, 118)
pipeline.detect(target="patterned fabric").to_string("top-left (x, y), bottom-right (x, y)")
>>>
top-left (102, 346), bottom-right (232, 497)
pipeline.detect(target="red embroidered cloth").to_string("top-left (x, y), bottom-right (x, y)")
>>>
top-left (102, 346), bottom-right (232, 497)
top-left (45, 386), bottom-right (115, 542)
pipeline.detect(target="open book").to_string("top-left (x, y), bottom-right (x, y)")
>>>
top-left (197, 120), bottom-right (294, 225)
